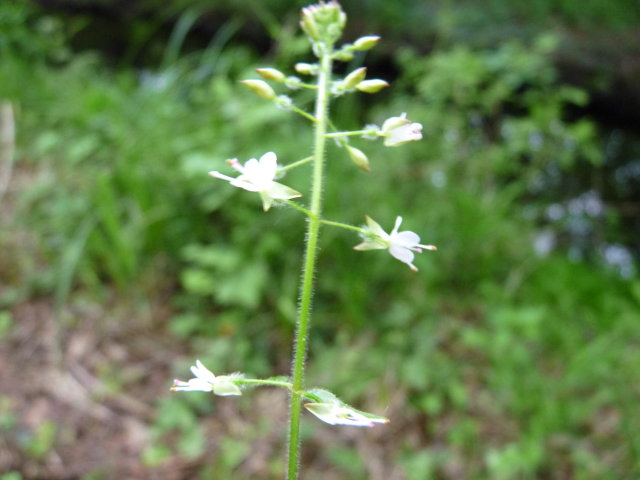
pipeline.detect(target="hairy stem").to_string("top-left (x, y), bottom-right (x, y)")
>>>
top-left (287, 42), bottom-right (333, 480)
top-left (235, 378), bottom-right (293, 389)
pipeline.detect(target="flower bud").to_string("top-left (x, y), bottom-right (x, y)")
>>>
top-left (300, 1), bottom-right (346, 45)
top-left (353, 35), bottom-right (380, 51)
top-left (295, 62), bottom-right (318, 75)
top-left (240, 79), bottom-right (276, 100)
top-left (333, 49), bottom-right (354, 62)
top-left (355, 79), bottom-right (389, 94)
top-left (300, 8), bottom-right (320, 41)
top-left (256, 68), bottom-right (286, 82)
top-left (342, 67), bottom-right (367, 90)
top-left (346, 145), bottom-right (370, 172)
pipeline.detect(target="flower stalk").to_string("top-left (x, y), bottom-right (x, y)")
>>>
top-left (286, 37), bottom-right (333, 480)
top-left (172, 3), bottom-right (432, 479)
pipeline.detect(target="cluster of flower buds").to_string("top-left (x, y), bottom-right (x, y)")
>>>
top-left (300, 0), bottom-right (346, 46)
top-left (237, 1), bottom-right (423, 174)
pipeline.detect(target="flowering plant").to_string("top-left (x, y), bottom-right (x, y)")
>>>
top-left (171, 2), bottom-right (435, 478)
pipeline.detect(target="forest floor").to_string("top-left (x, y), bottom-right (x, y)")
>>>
top-left (0, 297), bottom-right (415, 479)
top-left (0, 297), bottom-right (191, 479)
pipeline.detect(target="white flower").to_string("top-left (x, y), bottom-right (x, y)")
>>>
top-left (304, 402), bottom-right (389, 427)
top-left (209, 151), bottom-right (302, 211)
top-left (354, 216), bottom-right (436, 271)
top-left (381, 113), bottom-right (423, 146)
top-left (171, 360), bottom-right (242, 396)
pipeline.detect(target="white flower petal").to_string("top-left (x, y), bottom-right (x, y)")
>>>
top-left (391, 216), bottom-right (403, 235)
top-left (258, 151), bottom-right (278, 177)
top-left (209, 171), bottom-right (235, 182)
top-left (243, 157), bottom-right (260, 172)
top-left (389, 244), bottom-right (415, 264)
top-left (193, 360), bottom-right (217, 384)
top-left (171, 378), bottom-right (213, 392)
top-left (392, 231), bottom-right (421, 247)
top-left (230, 177), bottom-right (264, 192)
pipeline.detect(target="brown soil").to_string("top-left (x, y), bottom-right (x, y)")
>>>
top-left (0, 298), bottom-right (410, 479)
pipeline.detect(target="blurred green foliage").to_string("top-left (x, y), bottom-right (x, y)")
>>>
top-left (1, 1), bottom-right (639, 479)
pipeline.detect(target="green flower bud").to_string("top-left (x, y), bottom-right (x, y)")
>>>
top-left (333, 48), bottom-right (354, 62)
top-left (294, 62), bottom-right (318, 75)
top-left (353, 35), bottom-right (381, 51)
top-left (346, 145), bottom-right (370, 172)
top-left (240, 79), bottom-right (276, 100)
top-left (300, 9), bottom-right (320, 41)
top-left (256, 68), bottom-right (286, 82)
top-left (355, 79), bottom-right (389, 94)
top-left (342, 67), bottom-right (367, 90)
top-left (300, 1), bottom-right (346, 46)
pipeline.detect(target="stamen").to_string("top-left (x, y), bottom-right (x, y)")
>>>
top-left (226, 158), bottom-right (243, 173)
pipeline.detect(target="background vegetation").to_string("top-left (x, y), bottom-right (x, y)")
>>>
top-left (1, 1), bottom-right (639, 478)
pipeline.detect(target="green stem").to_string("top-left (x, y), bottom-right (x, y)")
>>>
top-left (278, 156), bottom-right (314, 174)
top-left (325, 130), bottom-right (368, 138)
top-left (287, 42), bottom-right (333, 480)
top-left (275, 95), bottom-right (317, 122)
top-left (287, 79), bottom-right (319, 90)
top-left (288, 103), bottom-right (318, 123)
top-left (287, 202), bottom-right (362, 235)
top-left (285, 200), bottom-right (314, 218)
top-left (320, 219), bottom-right (363, 234)
top-left (235, 378), bottom-right (293, 389)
